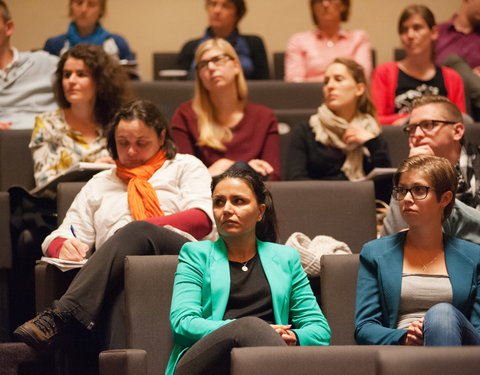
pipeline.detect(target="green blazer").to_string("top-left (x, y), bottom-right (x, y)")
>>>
top-left (355, 231), bottom-right (480, 345)
top-left (166, 238), bottom-right (331, 375)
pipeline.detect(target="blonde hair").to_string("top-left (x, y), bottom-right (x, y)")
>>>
top-left (192, 38), bottom-right (248, 151)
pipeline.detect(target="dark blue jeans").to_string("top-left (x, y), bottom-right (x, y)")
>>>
top-left (423, 303), bottom-right (480, 346)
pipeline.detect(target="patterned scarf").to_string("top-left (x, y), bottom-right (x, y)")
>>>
top-left (309, 104), bottom-right (380, 180)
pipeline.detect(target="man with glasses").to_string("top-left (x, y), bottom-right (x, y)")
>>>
top-left (382, 95), bottom-right (480, 244)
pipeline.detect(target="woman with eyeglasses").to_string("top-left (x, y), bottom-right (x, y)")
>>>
top-left (372, 5), bottom-right (466, 125)
top-left (285, 0), bottom-right (372, 82)
top-left (355, 154), bottom-right (480, 346)
top-left (171, 38), bottom-right (280, 180)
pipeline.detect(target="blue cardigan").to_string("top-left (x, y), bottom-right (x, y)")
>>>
top-left (166, 238), bottom-right (331, 375)
top-left (355, 231), bottom-right (480, 345)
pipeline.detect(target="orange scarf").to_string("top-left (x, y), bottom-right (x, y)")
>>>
top-left (116, 150), bottom-right (167, 220)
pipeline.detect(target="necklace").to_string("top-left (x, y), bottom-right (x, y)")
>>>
top-left (422, 254), bottom-right (439, 272)
top-left (241, 259), bottom-right (250, 272)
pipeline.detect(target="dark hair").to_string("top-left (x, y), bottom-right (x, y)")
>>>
top-left (54, 43), bottom-right (130, 128)
top-left (0, 0), bottom-right (11, 22)
top-left (411, 95), bottom-right (463, 124)
top-left (329, 57), bottom-right (376, 116)
top-left (206, 0), bottom-right (247, 23)
top-left (398, 4), bottom-right (436, 34)
top-left (107, 100), bottom-right (176, 160)
top-left (211, 169), bottom-right (278, 243)
top-left (393, 155), bottom-right (457, 221)
top-left (310, 0), bottom-right (350, 24)
top-left (69, 0), bottom-right (106, 19)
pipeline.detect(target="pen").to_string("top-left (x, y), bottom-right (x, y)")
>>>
top-left (70, 225), bottom-right (77, 238)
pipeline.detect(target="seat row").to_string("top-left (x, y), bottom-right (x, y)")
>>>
top-left (96, 254), bottom-right (480, 375)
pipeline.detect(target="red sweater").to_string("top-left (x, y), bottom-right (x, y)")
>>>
top-left (171, 101), bottom-right (281, 180)
top-left (371, 62), bottom-right (466, 125)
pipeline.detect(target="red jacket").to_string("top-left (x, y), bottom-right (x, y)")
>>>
top-left (372, 62), bottom-right (466, 125)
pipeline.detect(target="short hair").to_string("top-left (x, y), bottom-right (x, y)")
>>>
top-left (211, 168), bottom-right (278, 243)
top-left (206, 0), bottom-right (247, 24)
top-left (69, 0), bottom-right (106, 19)
top-left (54, 44), bottom-right (130, 128)
top-left (328, 57), bottom-right (376, 117)
top-left (411, 95), bottom-right (463, 124)
top-left (192, 38), bottom-right (248, 151)
top-left (393, 155), bottom-right (457, 221)
top-left (398, 4), bottom-right (436, 34)
top-left (310, 0), bottom-right (350, 24)
top-left (0, 0), bottom-right (11, 22)
top-left (107, 100), bottom-right (176, 160)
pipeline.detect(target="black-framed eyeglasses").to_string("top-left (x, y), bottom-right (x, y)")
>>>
top-left (403, 120), bottom-right (457, 136)
top-left (392, 186), bottom-right (434, 201)
top-left (196, 54), bottom-right (233, 71)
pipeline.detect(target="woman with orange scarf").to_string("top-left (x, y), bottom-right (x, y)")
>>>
top-left (14, 100), bottom-right (216, 352)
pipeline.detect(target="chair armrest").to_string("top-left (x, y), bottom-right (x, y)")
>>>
top-left (99, 349), bottom-right (147, 375)
top-left (0, 192), bottom-right (12, 269)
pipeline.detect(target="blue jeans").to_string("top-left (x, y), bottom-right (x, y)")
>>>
top-left (423, 303), bottom-right (480, 346)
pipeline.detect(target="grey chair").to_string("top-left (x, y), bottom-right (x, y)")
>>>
top-left (0, 192), bottom-right (12, 341)
top-left (267, 181), bottom-right (377, 252)
top-left (130, 81), bottom-right (194, 122)
top-left (35, 182), bottom-right (86, 312)
top-left (130, 80), bottom-right (324, 122)
top-left (230, 346), bottom-right (399, 375)
top-left (152, 52), bottom-right (182, 81)
top-left (273, 52), bottom-right (285, 80)
top-left (377, 347), bottom-right (480, 375)
top-left (0, 129), bottom-right (35, 191)
top-left (381, 125), bottom-right (409, 168)
top-left (99, 255), bottom-right (178, 375)
top-left (320, 254), bottom-right (359, 345)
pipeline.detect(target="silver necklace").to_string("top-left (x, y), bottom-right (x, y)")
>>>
top-left (241, 259), bottom-right (249, 272)
top-left (422, 254), bottom-right (439, 272)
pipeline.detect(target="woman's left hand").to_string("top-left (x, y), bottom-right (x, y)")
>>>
top-left (248, 159), bottom-right (274, 176)
top-left (342, 126), bottom-right (375, 145)
top-left (271, 324), bottom-right (297, 346)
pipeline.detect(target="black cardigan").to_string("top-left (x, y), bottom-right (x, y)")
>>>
top-left (286, 123), bottom-right (392, 181)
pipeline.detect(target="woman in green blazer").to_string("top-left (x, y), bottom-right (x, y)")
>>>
top-left (166, 168), bottom-right (331, 375)
top-left (355, 154), bottom-right (480, 346)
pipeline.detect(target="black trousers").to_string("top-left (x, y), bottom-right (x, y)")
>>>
top-left (175, 317), bottom-right (287, 375)
top-left (57, 221), bottom-right (189, 329)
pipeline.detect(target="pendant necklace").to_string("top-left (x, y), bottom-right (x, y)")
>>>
top-left (241, 260), bottom-right (249, 272)
top-left (422, 254), bottom-right (439, 272)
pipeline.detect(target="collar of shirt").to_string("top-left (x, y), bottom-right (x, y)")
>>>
top-left (0, 47), bottom-right (19, 79)
top-left (314, 28), bottom-right (347, 40)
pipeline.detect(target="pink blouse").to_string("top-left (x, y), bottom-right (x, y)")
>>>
top-left (285, 29), bottom-right (372, 82)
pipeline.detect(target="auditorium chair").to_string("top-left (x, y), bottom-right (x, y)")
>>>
top-left (320, 254), bottom-right (359, 345)
top-left (230, 346), bottom-right (399, 375)
top-left (130, 80), bottom-right (323, 122)
top-left (377, 347), bottom-right (480, 375)
top-left (0, 192), bottom-right (12, 342)
top-left (152, 52), bottom-right (181, 81)
top-left (0, 129), bottom-right (35, 191)
top-left (380, 125), bottom-right (409, 168)
top-left (266, 180), bottom-right (377, 252)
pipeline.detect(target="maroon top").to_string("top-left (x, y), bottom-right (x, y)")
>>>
top-left (171, 101), bottom-right (281, 180)
top-left (436, 19), bottom-right (480, 68)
